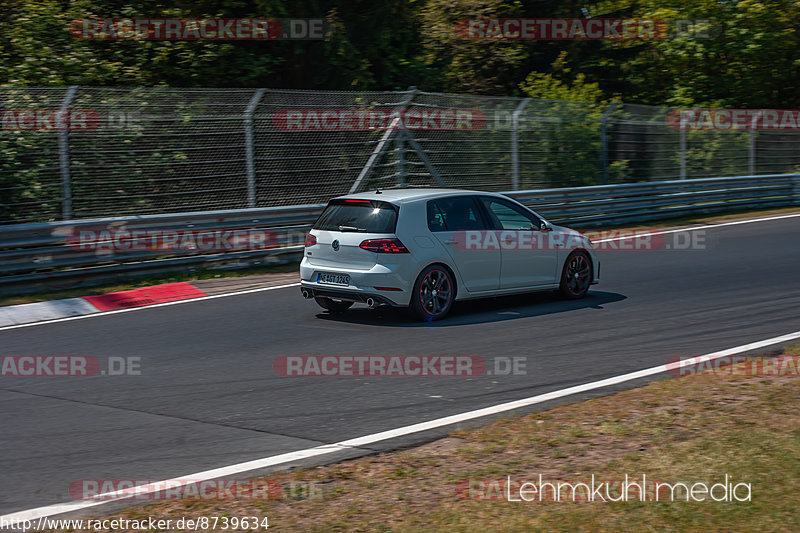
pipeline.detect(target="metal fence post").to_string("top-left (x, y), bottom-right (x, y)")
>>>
top-left (511, 98), bottom-right (531, 190)
top-left (58, 85), bottom-right (79, 220)
top-left (395, 132), bottom-right (406, 186)
top-left (244, 88), bottom-right (266, 208)
top-left (748, 111), bottom-right (762, 176)
top-left (349, 87), bottom-right (419, 193)
top-left (404, 130), bottom-right (445, 186)
top-left (600, 102), bottom-right (620, 185)
top-left (679, 127), bottom-right (687, 180)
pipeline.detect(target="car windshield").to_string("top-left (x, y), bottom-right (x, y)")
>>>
top-left (313, 200), bottom-right (398, 233)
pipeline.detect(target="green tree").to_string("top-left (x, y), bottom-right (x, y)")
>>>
top-left (0, 0), bottom-right (427, 90)
top-left (590, 0), bottom-right (800, 107)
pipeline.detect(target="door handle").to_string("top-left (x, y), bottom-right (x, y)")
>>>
top-left (444, 240), bottom-right (457, 245)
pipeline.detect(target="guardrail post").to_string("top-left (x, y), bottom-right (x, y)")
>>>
top-left (511, 98), bottom-right (532, 190)
top-left (58, 85), bottom-right (79, 220)
top-left (600, 102), bottom-right (620, 185)
top-left (794, 174), bottom-right (800, 206)
top-left (244, 88), bottom-right (266, 208)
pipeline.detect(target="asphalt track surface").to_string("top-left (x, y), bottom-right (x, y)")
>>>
top-left (1, 216), bottom-right (799, 515)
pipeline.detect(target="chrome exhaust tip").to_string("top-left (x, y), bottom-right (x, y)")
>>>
top-left (302, 289), bottom-right (311, 299)
top-left (366, 297), bottom-right (376, 308)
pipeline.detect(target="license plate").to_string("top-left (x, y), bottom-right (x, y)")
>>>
top-left (317, 272), bottom-right (350, 286)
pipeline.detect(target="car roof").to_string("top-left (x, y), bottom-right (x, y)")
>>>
top-left (333, 188), bottom-right (508, 204)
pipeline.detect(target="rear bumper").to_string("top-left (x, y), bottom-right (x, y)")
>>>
top-left (300, 256), bottom-right (413, 306)
top-left (300, 283), bottom-right (404, 307)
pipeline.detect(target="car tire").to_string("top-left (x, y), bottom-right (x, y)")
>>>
top-left (409, 265), bottom-right (455, 321)
top-left (314, 297), bottom-right (354, 312)
top-left (559, 251), bottom-right (592, 299)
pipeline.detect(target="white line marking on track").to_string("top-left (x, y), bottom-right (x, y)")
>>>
top-left (0, 283), bottom-right (300, 332)
top-left (592, 212), bottom-right (800, 243)
top-left (3, 329), bottom-right (800, 523)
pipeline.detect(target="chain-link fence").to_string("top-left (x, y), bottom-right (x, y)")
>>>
top-left (2, 87), bottom-right (799, 224)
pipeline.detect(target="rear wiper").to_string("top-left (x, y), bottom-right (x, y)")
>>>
top-left (338, 225), bottom-right (366, 232)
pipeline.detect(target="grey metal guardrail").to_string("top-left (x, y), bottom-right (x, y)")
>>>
top-left (507, 173), bottom-right (800, 227)
top-left (1, 173), bottom-right (798, 296)
top-left (0, 204), bottom-right (325, 295)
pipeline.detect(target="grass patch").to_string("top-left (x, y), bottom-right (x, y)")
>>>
top-left (42, 346), bottom-right (800, 532)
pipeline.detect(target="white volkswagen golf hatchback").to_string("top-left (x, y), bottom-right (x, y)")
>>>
top-left (300, 188), bottom-right (599, 320)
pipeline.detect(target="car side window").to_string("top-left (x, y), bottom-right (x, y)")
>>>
top-left (427, 201), bottom-right (447, 232)
top-left (480, 197), bottom-right (541, 230)
top-left (427, 197), bottom-right (486, 231)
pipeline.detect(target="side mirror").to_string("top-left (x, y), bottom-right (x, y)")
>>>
top-left (539, 221), bottom-right (552, 232)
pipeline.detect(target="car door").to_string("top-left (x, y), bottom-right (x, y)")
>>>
top-left (478, 196), bottom-right (558, 288)
top-left (427, 196), bottom-right (500, 292)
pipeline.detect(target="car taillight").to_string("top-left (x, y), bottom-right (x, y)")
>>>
top-left (305, 233), bottom-right (317, 247)
top-left (359, 238), bottom-right (409, 253)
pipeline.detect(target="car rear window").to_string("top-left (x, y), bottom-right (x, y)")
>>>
top-left (313, 199), bottom-right (398, 233)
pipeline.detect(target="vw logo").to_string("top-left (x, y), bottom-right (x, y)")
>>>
top-left (331, 239), bottom-right (340, 251)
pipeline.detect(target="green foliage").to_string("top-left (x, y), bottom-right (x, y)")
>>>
top-left (590, 0), bottom-right (800, 107)
top-left (1, 0), bottom-right (797, 107)
top-left (418, 0), bottom-right (530, 94)
top-left (515, 53), bottom-right (620, 187)
top-left (519, 50), bottom-right (608, 104)
top-left (0, 0), bottom-right (427, 90)
top-left (1, 0), bottom-right (798, 222)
